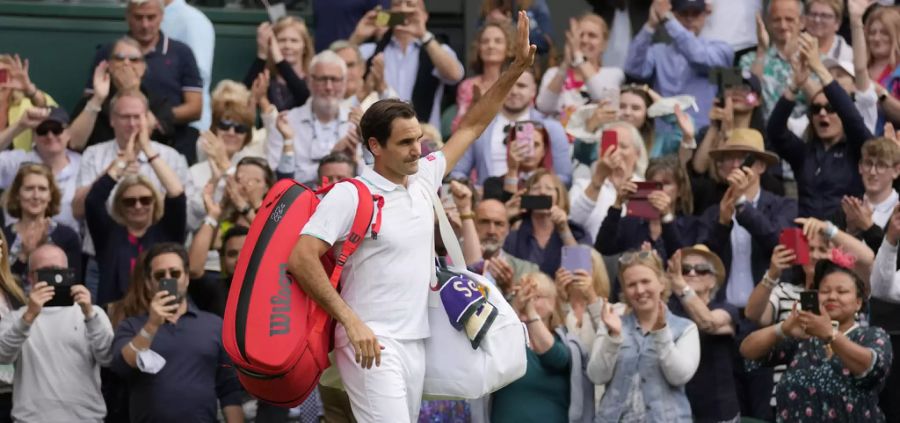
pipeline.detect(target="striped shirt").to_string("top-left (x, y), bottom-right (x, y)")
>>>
top-left (767, 282), bottom-right (804, 407)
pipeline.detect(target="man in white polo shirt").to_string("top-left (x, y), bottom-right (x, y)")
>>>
top-left (288, 12), bottom-right (536, 422)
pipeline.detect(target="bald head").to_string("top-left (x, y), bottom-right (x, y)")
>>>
top-left (28, 244), bottom-right (68, 276)
top-left (475, 199), bottom-right (509, 246)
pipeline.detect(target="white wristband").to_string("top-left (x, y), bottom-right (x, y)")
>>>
top-left (203, 216), bottom-right (218, 228)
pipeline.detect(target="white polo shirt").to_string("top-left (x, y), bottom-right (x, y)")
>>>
top-left (302, 152), bottom-right (446, 344)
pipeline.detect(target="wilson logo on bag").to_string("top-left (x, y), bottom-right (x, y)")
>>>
top-left (222, 178), bottom-right (383, 407)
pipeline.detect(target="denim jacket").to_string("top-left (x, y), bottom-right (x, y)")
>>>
top-left (590, 311), bottom-right (696, 423)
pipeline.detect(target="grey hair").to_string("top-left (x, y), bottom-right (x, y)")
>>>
top-left (128, 0), bottom-right (165, 10)
top-left (603, 120), bottom-right (649, 178)
top-left (767, 0), bottom-right (804, 16)
top-left (328, 40), bottom-right (362, 62)
top-left (309, 50), bottom-right (348, 79)
top-left (110, 90), bottom-right (150, 113)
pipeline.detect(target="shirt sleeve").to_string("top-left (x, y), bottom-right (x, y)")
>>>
top-left (0, 308), bottom-right (27, 364)
top-left (85, 307), bottom-right (115, 366)
top-left (417, 151), bottom-right (447, 190)
top-left (178, 43), bottom-right (204, 92)
top-left (535, 66), bottom-right (561, 115)
top-left (844, 327), bottom-right (893, 390)
top-left (75, 146), bottom-right (100, 188)
top-left (110, 317), bottom-right (140, 377)
top-left (300, 182), bottom-right (360, 245)
top-left (431, 44), bottom-right (464, 85)
top-left (536, 334), bottom-right (571, 373)
top-left (871, 241), bottom-right (900, 302)
top-left (654, 322), bottom-right (700, 386)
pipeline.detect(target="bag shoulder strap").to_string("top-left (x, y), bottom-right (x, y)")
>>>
top-left (322, 178), bottom-right (385, 287)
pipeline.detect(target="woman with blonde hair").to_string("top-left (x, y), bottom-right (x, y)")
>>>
top-left (555, 248), bottom-right (616, 347)
top-left (452, 21), bottom-right (515, 131)
top-left (586, 250), bottom-right (699, 422)
top-left (2, 164), bottom-right (81, 281)
top-left (0, 54), bottom-right (54, 151)
top-left (0, 229), bottom-right (24, 421)
top-left (244, 16), bottom-right (314, 111)
top-left (863, 6), bottom-right (900, 94)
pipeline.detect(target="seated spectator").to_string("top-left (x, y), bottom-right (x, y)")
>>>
top-left (110, 243), bottom-right (243, 422)
top-left (161, 0), bottom-right (216, 132)
top-left (597, 154), bottom-right (696, 263)
top-left (667, 247), bottom-right (741, 423)
top-left (267, 51), bottom-right (356, 185)
top-left (698, 128), bottom-right (797, 307)
top-left (488, 272), bottom-right (590, 423)
top-left (569, 121), bottom-right (649, 241)
top-left (244, 17), bottom-right (312, 112)
top-left (0, 244), bottom-right (113, 422)
top-left (0, 107), bottom-right (81, 231)
top-left (700, 0), bottom-right (761, 58)
top-left (2, 164), bottom-right (81, 282)
top-left (624, 0), bottom-right (733, 131)
top-left (355, 0), bottom-right (465, 131)
top-left (331, 40), bottom-right (397, 112)
top-left (85, 114), bottom-right (186, 305)
top-left (739, 0), bottom-right (804, 119)
top-left (536, 13), bottom-right (625, 124)
top-left (0, 230), bottom-right (23, 421)
top-left (316, 152), bottom-right (357, 187)
top-left (0, 54), bottom-right (56, 151)
top-left (69, 38), bottom-right (177, 152)
top-left (832, 137), bottom-right (899, 248)
top-left (767, 33), bottom-right (872, 219)
top-left (188, 225), bottom-right (246, 317)
top-left (587, 0), bottom-right (652, 68)
top-left (83, 0), bottom-right (203, 164)
top-left (466, 198), bottom-right (539, 294)
top-left (804, 0), bottom-right (853, 63)
top-left (478, 0), bottom-right (553, 56)
top-left (555, 248), bottom-right (612, 348)
top-left (504, 169), bottom-right (591, 276)
top-left (452, 21), bottom-right (514, 131)
top-left (586, 250), bottom-right (700, 422)
top-left (740, 260), bottom-right (892, 422)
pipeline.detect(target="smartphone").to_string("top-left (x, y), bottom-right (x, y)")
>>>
top-left (600, 130), bottom-right (618, 157)
top-left (38, 268), bottom-right (78, 307)
top-left (779, 228), bottom-right (810, 265)
top-left (561, 245), bottom-right (593, 273)
top-left (626, 181), bottom-right (663, 220)
top-left (260, 0), bottom-right (286, 22)
top-left (520, 195), bottom-right (553, 210)
top-left (741, 155), bottom-right (756, 169)
top-left (513, 122), bottom-right (536, 158)
top-left (709, 67), bottom-right (742, 102)
top-left (0, 69), bottom-right (7, 84)
top-left (600, 86), bottom-right (620, 110)
top-left (800, 290), bottom-right (819, 314)
top-left (158, 278), bottom-right (179, 304)
top-left (376, 10), bottom-right (407, 27)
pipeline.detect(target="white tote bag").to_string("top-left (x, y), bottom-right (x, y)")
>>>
top-left (422, 190), bottom-right (528, 399)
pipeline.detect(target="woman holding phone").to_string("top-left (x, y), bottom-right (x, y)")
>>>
top-left (501, 120), bottom-right (563, 194)
top-left (740, 260), bottom-right (892, 422)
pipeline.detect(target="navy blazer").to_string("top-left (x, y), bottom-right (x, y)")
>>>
top-left (697, 190), bottom-right (798, 303)
top-left (595, 208), bottom-right (699, 263)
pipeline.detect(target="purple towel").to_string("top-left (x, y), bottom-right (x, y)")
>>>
top-left (436, 267), bottom-right (498, 349)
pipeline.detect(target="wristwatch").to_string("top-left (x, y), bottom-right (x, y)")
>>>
top-left (571, 53), bottom-right (586, 68)
top-left (678, 286), bottom-right (696, 300)
top-left (420, 31), bottom-right (435, 46)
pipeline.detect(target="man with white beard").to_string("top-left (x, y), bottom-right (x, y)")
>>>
top-left (267, 50), bottom-right (357, 185)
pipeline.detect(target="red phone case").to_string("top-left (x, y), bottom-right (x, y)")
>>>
top-left (779, 228), bottom-right (810, 265)
top-left (626, 182), bottom-right (662, 220)
top-left (0, 69), bottom-right (7, 84)
top-left (600, 130), bottom-right (618, 156)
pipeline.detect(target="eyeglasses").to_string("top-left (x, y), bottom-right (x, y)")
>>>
top-left (860, 159), bottom-right (892, 174)
top-left (310, 75), bottom-right (344, 84)
top-left (224, 249), bottom-right (240, 259)
top-left (807, 12), bottom-right (836, 22)
top-left (111, 53), bottom-right (144, 63)
top-left (152, 268), bottom-right (183, 282)
top-left (682, 263), bottom-right (715, 276)
top-left (618, 250), bottom-right (656, 265)
top-left (217, 119), bottom-right (249, 134)
top-left (122, 196), bottom-right (153, 208)
top-left (810, 103), bottom-right (836, 115)
top-left (35, 123), bottom-right (64, 137)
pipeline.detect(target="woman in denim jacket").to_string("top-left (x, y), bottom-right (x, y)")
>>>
top-left (586, 250), bottom-right (700, 422)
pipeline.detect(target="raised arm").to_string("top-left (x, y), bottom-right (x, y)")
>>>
top-left (441, 11), bottom-right (536, 174)
top-left (848, 0), bottom-right (871, 93)
top-left (137, 114), bottom-right (184, 198)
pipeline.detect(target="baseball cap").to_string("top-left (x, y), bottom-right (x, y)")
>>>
top-left (822, 58), bottom-right (855, 79)
top-left (42, 107), bottom-right (70, 126)
top-left (672, 0), bottom-right (706, 13)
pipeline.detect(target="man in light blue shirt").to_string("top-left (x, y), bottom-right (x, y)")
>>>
top-left (357, 0), bottom-right (464, 132)
top-left (162, 0), bottom-right (215, 133)
top-left (624, 0), bottom-right (733, 130)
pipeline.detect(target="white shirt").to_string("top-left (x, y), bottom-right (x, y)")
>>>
top-left (826, 35), bottom-right (854, 64)
top-left (872, 240), bottom-right (900, 303)
top-left (726, 190), bottom-right (762, 308)
top-left (489, 110), bottom-right (529, 177)
top-left (867, 190), bottom-right (899, 230)
top-left (266, 100), bottom-right (352, 185)
top-left (0, 149), bottom-right (81, 232)
top-left (569, 177), bottom-right (630, 241)
top-left (161, 0), bottom-right (215, 132)
top-left (302, 152), bottom-right (447, 343)
top-left (701, 0), bottom-right (761, 52)
top-left (603, 9), bottom-right (632, 68)
top-left (76, 139), bottom-right (193, 255)
top-left (536, 66), bottom-right (626, 117)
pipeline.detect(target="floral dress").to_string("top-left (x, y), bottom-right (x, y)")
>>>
top-left (755, 325), bottom-right (892, 422)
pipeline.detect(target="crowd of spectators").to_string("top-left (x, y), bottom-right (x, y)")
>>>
top-left (3, 0), bottom-right (900, 421)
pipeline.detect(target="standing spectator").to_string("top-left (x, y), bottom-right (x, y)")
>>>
top-left (161, 0), bottom-right (215, 133)
top-left (586, 250), bottom-right (700, 422)
top-left (805, 0), bottom-right (854, 63)
top-left (667, 247), bottom-right (741, 423)
top-left (739, 0), bottom-right (805, 119)
top-left (452, 21), bottom-right (514, 131)
top-left (110, 243), bottom-right (244, 422)
top-left (555, 248), bottom-right (611, 348)
top-left (188, 225), bottom-right (247, 317)
top-left (767, 33), bottom-right (872, 219)
top-left (2, 164), bottom-right (81, 284)
top-left (504, 169), bottom-right (591, 276)
top-left (315, 0), bottom-right (389, 51)
top-left (85, 0), bottom-right (204, 164)
top-left (0, 231), bottom-right (24, 422)
top-left (355, 0), bottom-right (465, 131)
top-left (69, 38), bottom-right (178, 151)
top-left (85, 112), bottom-right (186, 306)
top-left (624, 0), bottom-right (733, 131)
top-left (0, 54), bottom-right (56, 151)
top-left (0, 244), bottom-right (113, 422)
top-left (477, 0), bottom-right (554, 55)
top-left (871, 205), bottom-right (900, 421)
top-left (536, 14), bottom-right (625, 125)
top-left (0, 107), bottom-right (81, 232)
top-left (848, 0), bottom-right (900, 133)
top-left (267, 51), bottom-right (355, 185)
top-left (244, 17), bottom-right (313, 112)
top-left (586, 0), bottom-right (652, 68)
top-left (740, 260), bottom-right (892, 422)
top-left (700, 0), bottom-right (761, 59)
top-left (330, 41), bottom-right (397, 111)
top-left (450, 69), bottom-right (572, 187)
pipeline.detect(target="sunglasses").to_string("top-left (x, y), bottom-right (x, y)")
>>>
top-left (217, 119), bottom-right (249, 134)
top-left (682, 263), bottom-right (715, 276)
top-left (112, 53), bottom-right (144, 63)
top-left (618, 250), bottom-right (656, 265)
top-left (122, 196), bottom-right (153, 208)
top-left (810, 103), bottom-right (835, 115)
top-left (35, 123), bottom-right (64, 137)
top-left (152, 268), bottom-right (183, 282)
